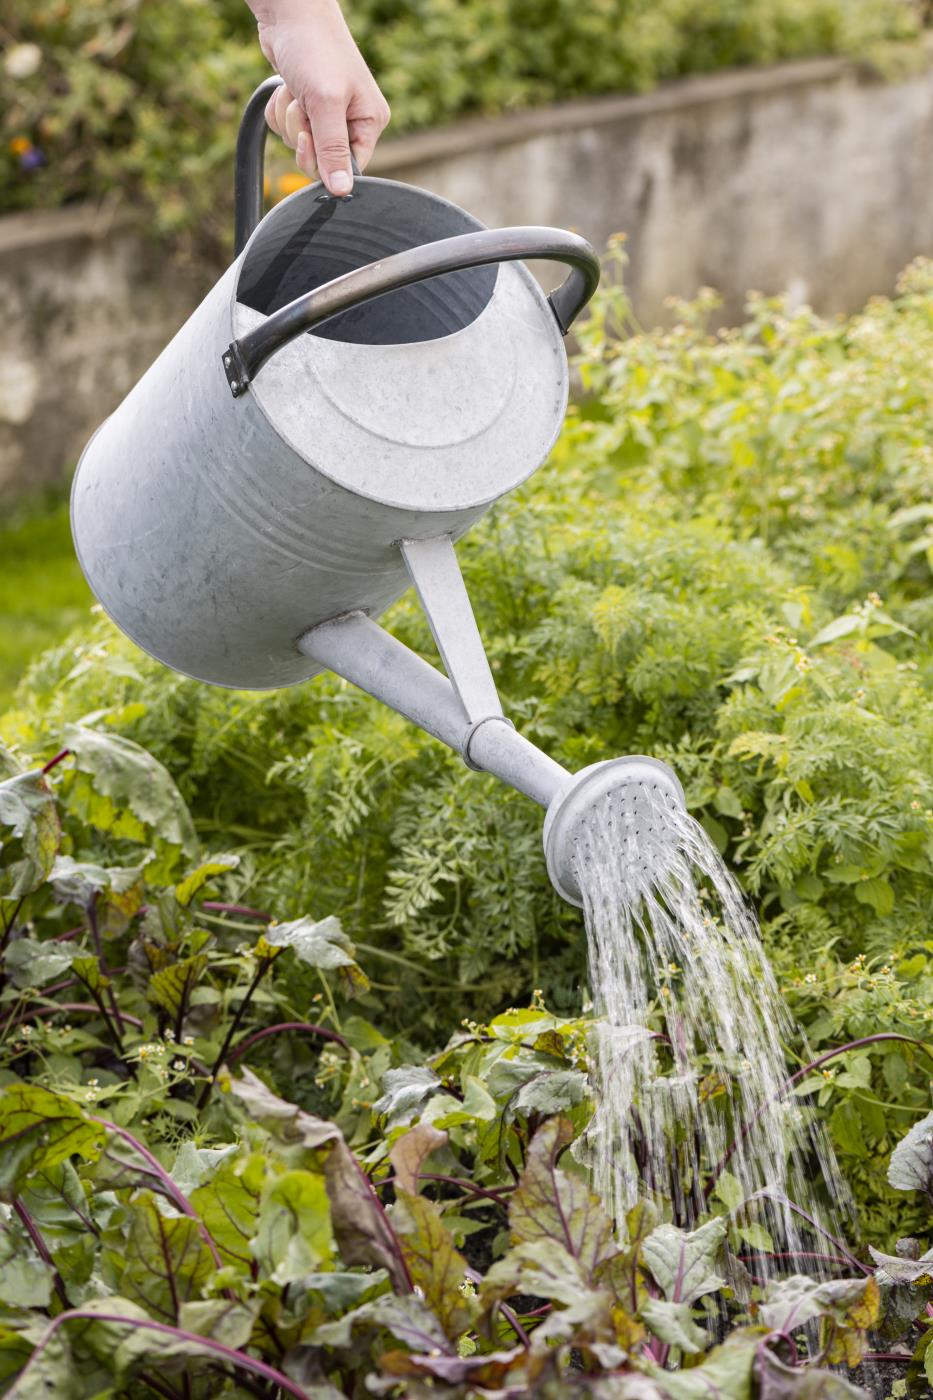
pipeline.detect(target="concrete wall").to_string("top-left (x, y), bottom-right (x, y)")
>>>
top-left (370, 51), bottom-right (933, 326)
top-left (2, 51), bottom-right (933, 496)
top-left (0, 207), bottom-right (209, 497)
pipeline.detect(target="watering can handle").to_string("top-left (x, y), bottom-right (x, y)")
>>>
top-left (235, 75), bottom-right (360, 254)
top-left (223, 225), bottom-right (600, 397)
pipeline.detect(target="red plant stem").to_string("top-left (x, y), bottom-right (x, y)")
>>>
top-left (499, 1302), bottom-right (530, 1348)
top-left (41, 748), bottom-right (71, 774)
top-left (750, 1188), bottom-right (870, 1276)
top-left (54, 926), bottom-right (86, 942)
top-left (226, 1020), bottom-right (350, 1064)
top-left (863, 1353), bottom-right (911, 1364)
top-left (3, 1002), bottom-right (144, 1034)
top-left (201, 901), bottom-right (272, 921)
top-left (196, 955), bottom-right (275, 1110)
top-left (91, 1117), bottom-right (226, 1274)
top-left (376, 1172), bottom-right (514, 1208)
top-left (13, 1312), bottom-right (312, 1400)
top-left (12, 1199), bottom-right (68, 1306)
top-left (706, 1033), bottom-right (933, 1197)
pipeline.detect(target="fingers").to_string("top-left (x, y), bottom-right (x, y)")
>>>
top-left (308, 96), bottom-right (353, 196)
top-left (264, 78), bottom-right (391, 194)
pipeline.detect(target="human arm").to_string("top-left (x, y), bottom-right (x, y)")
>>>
top-left (245, 0), bottom-right (390, 195)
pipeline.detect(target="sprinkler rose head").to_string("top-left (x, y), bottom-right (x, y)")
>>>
top-left (543, 756), bottom-right (687, 907)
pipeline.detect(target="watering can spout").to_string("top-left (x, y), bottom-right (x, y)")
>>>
top-left (297, 534), bottom-right (687, 909)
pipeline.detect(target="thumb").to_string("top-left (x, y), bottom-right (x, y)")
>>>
top-left (309, 97), bottom-right (353, 196)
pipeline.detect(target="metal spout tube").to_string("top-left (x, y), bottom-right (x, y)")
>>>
top-left (297, 611), bottom-right (570, 808)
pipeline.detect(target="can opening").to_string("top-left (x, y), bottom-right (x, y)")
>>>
top-left (236, 179), bottom-right (498, 347)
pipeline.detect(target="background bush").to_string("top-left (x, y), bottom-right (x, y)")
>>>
top-left (1, 0), bottom-right (926, 253)
top-left (3, 249), bottom-right (932, 1239)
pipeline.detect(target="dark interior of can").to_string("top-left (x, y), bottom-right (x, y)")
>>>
top-left (236, 179), bottom-right (498, 346)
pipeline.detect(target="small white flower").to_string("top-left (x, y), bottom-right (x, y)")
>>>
top-left (4, 43), bottom-right (41, 79)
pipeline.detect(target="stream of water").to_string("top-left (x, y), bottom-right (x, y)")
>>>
top-left (575, 783), bottom-right (851, 1276)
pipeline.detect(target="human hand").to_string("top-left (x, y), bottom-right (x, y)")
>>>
top-left (248, 0), bottom-right (390, 196)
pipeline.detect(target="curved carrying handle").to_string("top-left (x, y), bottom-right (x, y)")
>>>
top-left (235, 75), bottom-right (360, 254)
top-left (223, 225), bottom-right (600, 396)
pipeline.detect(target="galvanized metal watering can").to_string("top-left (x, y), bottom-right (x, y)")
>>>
top-left (72, 78), bottom-right (686, 906)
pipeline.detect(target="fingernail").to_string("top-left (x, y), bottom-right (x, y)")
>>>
top-left (330, 170), bottom-right (352, 195)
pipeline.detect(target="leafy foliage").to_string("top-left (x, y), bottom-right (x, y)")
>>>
top-left (0, 713), bottom-right (931, 1394)
top-left (4, 249), bottom-right (933, 1248)
top-left (0, 0), bottom-right (926, 251)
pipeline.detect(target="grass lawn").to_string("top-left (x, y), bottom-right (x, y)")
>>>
top-left (0, 492), bottom-right (92, 710)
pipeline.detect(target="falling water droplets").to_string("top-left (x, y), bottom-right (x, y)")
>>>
top-left (575, 781), bottom-right (850, 1277)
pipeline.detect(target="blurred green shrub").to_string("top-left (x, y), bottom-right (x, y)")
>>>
top-left (1, 0), bottom-right (925, 252)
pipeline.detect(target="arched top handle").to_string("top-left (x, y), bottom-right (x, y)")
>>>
top-left (235, 75), bottom-right (360, 254)
top-left (223, 224), bottom-right (600, 397)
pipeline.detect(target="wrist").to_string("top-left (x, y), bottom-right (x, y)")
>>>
top-left (248, 0), bottom-right (340, 23)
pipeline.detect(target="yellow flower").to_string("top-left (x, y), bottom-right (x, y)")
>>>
top-left (276, 172), bottom-right (310, 199)
top-left (8, 136), bottom-right (31, 156)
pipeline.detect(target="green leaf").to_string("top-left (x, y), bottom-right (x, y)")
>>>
top-left (0, 767), bottom-right (60, 901)
top-left (391, 1190), bottom-right (472, 1335)
top-left (373, 1065), bottom-right (441, 1127)
top-left (712, 1170), bottom-right (745, 1213)
top-left (513, 1068), bottom-right (589, 1116)
top-left (4, 937), bottom-right (74, 990)
top-left (509, 1117), bottom-right (616, 1281)
top-left (251, 1170), bottom-right (334, 1284)
top-left (147, 953), bottom-right (208, 1020)
top-left (312, 1292), bottom-right (451, 1354)
top-left (642, 1218), bottom-right (727, 1304)
top-left (754, 1344), bottom-right (869, 1398)
top-left (481, 1238), bottom-right (596, 1310)
top-left (387, 1123), bottom-right (447, 1195)
top-left (264, 913), bottom-right (369, 997)
top-left (0, 1226), bottom-right (52, 1308)
top-left (63, 723), bottom-right (196, 852)
top-left (112, 1190), bottom-right (215, 1322)
top-left (652, 1327), bottom-right (760, 1399)
top-left (759, 1274), bottom-right (880, 1334)
top-left (176, 1298), bottom-right (256, 1350)
top-left (0, 1084), bottom-right (104, 1201)
top-left (641, 1298), bottom-right (707, 1354)
top-left (853, 875), bottom-right (894, 916)
top-left (174, 853), bottom-right (239, 906)
top-left (228, 1069), bottom-right (408, 1291)
top-left (888, 1110), bottom-right (933, 1193)
top-left (189, 1154), bottom-right (263, 1271)
top-left (869, 1245), bottom-right (933, 1285)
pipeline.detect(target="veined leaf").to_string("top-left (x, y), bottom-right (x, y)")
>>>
top-left (264, 913), bottom-right (369, 997)
top-left (312, 1292), bottom-right (451, 1355)
top-left (509, 1117), bottom-right (616, 1280)
top-left (373, 1064), bottom-right (441, 1127)
top-left (388, 1123), bottom-right (447, 1195)
top-left (174, 853), bottom-right (239, 906)
top-left (391, 1190), bottom-right (472, 1335)
top-left (112, 1190), bottom-right (214, 1323)
top-left (0, 766), bottom-right (60, 901)
top-left (641, 1298), bottom-right (707, 1355)
top-left (4, 937), bottom-right (75, 990)
top-left (189, 1154), bottom-right (263, 1271)
top-left (642, 1217), bottom-right (727, 1304)
top-left (887, 1110), bottom-right (933, 1193)
top-left (252, 1169), bottom-right (335, 1283)
top-left (147, 954), bottom-right (208, 1020)
top-left (229, 1070), bottom-right (408, 1291)
top-left (63, 723), bottom-right (196, 852)
top-left (0, 1084), bottom-right (103, 1201)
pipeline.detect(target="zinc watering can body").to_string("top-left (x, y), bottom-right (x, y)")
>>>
top-left (72, 78), bottom-right (687, 906)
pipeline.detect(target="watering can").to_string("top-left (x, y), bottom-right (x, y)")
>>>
top-left (71, 77), bottom-right (686, 907)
